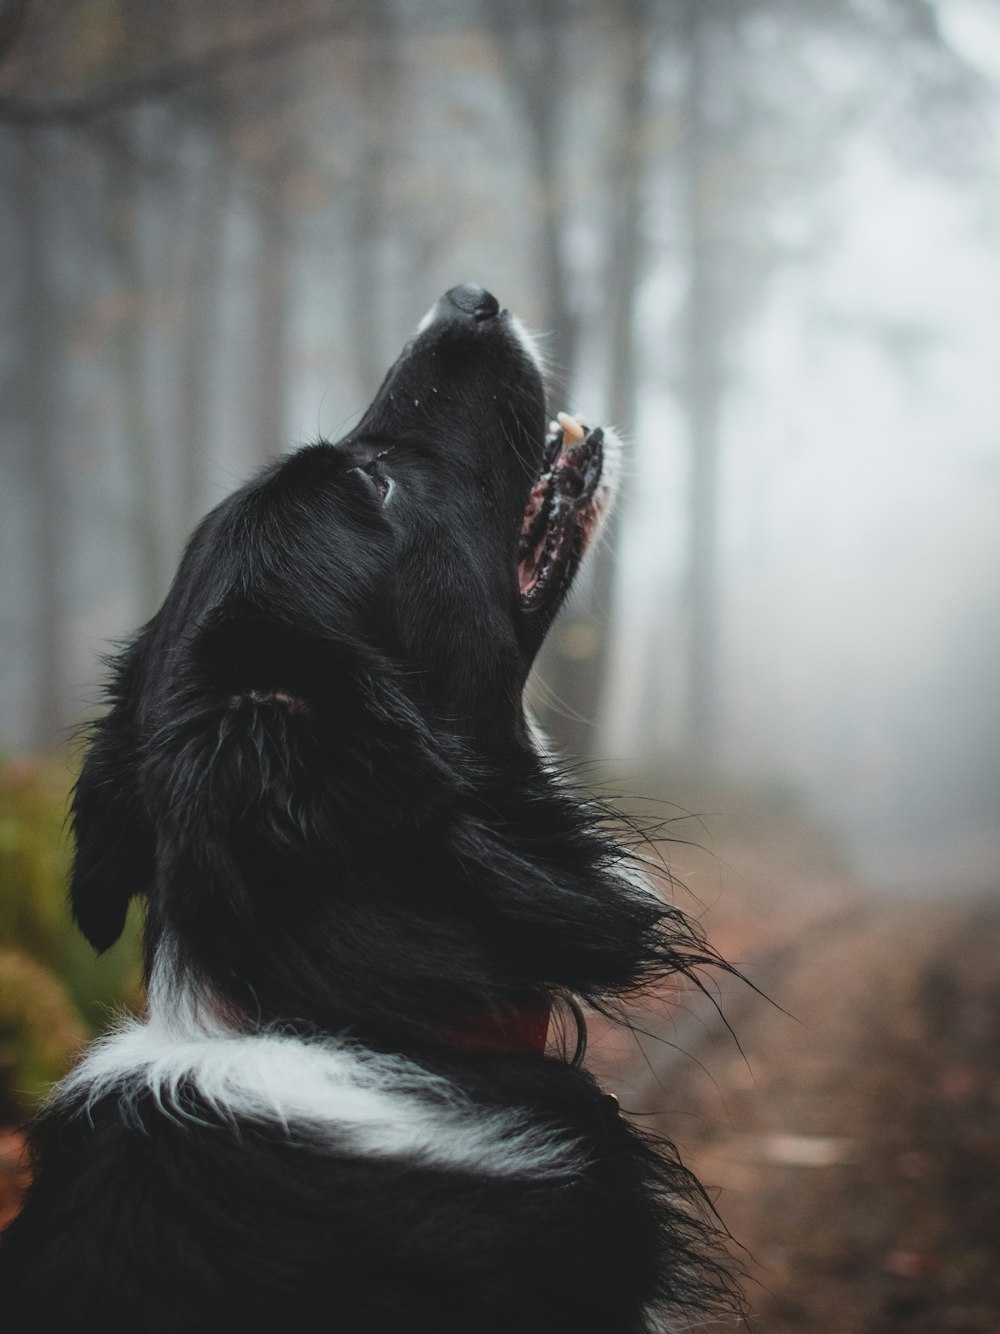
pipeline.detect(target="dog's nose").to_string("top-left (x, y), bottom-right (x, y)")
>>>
top-left (443, 285), bottom-right (500, 321)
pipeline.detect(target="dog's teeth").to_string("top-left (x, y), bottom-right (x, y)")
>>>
top-left (556, 412), bottom-right (586, 443)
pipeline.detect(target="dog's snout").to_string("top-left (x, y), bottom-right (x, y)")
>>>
top-left (443, 285), bottom-right (500, 321)
top-left (415, 285), bottom-right (506, 337)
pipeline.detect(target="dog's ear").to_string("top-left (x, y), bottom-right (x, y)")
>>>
top-left (143, 614), bottom-right (455, 951)
top-left (70, 637), bottom-right (154, 952)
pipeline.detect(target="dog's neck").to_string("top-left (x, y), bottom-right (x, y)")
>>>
top-left (131, 681), bottom-right (713, 1053)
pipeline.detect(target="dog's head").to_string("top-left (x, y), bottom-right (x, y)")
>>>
top-left (341, 285), bottom-right (617, 726)
top-left (71, 288), bottom-right (662, 1039)
top-left (181, 284), bottom-right (610, 730)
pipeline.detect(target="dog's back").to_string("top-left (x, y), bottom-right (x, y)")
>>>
top-left (10, 1030), bottom-right (700, 1331)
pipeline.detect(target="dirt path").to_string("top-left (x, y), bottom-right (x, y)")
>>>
top-left (590, 897), bottom-right (1000, 1333)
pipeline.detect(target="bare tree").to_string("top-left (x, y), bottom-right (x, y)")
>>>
top-left (677, 0), bottom-right (723, 768)
top-left (104, 128), bottom-right (171, 613)
top-left (483, 0), bottom-right (577, 381)
top-left (177, 127), bottom-right (230, 538)
top-left (490, 0), bottom-right (652, 759)
top-left (347, 0), bottom-right (401, 400)
top-left (588, 0), bottom-right (653, 759)
top-left (14, 132), bottom-right (68, 748)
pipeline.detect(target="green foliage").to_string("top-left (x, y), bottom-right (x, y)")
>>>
top-left (0, 759), bottom-right (142, 1114)
top-left (0, 948), bottom-right (85, 1111)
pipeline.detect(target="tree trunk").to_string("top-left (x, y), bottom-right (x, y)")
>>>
top-left (106, 129), bottom-right (168, 616)
top-left (486, 0), bottom-right (576, 383)
top-left (529, 112), bottom-right (577, 386)
top-left (178, 130), bottom-right (228, 539)
top-left (348, 0), bottom-right (398, 400)
top-left (487, 0), bottom-right (593, 755)
top-left (16, 133), bottom-right (66, 750)
top-left (252, 180), bottom-right (289, 466)
top-left (589, 0), bottom-right (650, 760)
top-left (679, 0), bottom-right (724, 771)
top-left (531, 2), bottom-right (650, 762)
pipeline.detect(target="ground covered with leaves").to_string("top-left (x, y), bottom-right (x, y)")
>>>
top-left (595, 871), bottom-right (1000, 1332)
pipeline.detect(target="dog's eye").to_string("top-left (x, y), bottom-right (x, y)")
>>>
top-left (356, 458), bottom-right (392, 504)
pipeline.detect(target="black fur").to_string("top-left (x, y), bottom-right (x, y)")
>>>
top-left (0, 287), bottom-right (741, 1331)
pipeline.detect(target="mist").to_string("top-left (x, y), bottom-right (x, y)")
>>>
top-left (1, 0), bottom-right (998, 882)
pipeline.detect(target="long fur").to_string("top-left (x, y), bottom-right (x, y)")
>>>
top-left (0, 286), bottom-right (742, 1332)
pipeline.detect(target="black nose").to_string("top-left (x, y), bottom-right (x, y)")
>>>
top-left (443, 284), bottom-right (500, 320)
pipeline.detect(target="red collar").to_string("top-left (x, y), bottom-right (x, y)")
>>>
top-left (435, 996), bottom-right (551, 1056)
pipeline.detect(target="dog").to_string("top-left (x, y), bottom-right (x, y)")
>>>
top-left (0, 285), bottom-right (739, 1331)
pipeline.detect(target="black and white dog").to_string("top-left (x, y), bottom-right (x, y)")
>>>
top-left (1, 286), bottom-right (739, 1331)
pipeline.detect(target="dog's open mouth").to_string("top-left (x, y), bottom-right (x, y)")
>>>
top-left (517, 412), bottom-right (609, 610)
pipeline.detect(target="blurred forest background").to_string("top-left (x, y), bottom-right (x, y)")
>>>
top-left (1, 1), bottom-right (999, 1329)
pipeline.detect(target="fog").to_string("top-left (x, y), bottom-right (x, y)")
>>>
top-left (2, 0), bottom-right (998, 889)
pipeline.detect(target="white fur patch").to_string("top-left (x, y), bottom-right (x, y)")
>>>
top-left (591, 424), bottom-right (623, 539)
top-left (508, 313), bottom-right (547, 377)
top-left (52, 945), bottom-right (581, 1180)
